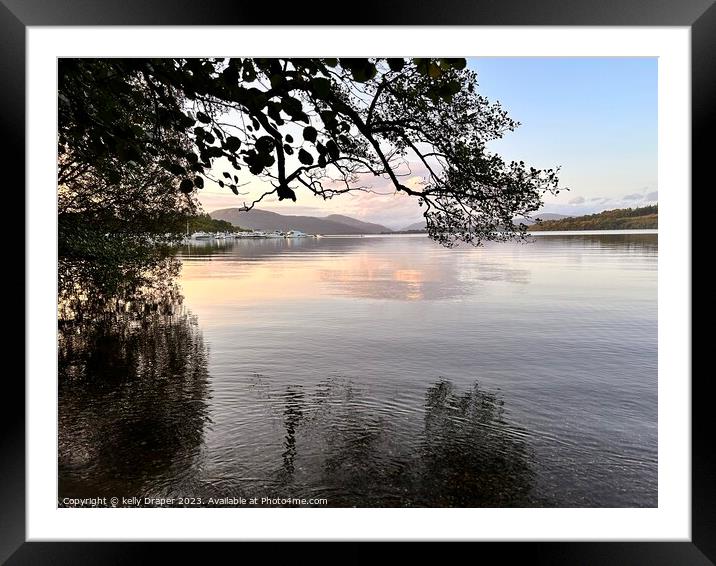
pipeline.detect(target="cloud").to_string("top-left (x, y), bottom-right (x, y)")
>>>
top-left (568, 196), bottom-right (585, 204)
top-left (645, 191), bottom-right (658, 201)
top-left (622, 193), bottom-right (644, 201)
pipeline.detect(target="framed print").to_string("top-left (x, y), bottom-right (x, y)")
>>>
top-left (7, 0), bottom-right (709, 562)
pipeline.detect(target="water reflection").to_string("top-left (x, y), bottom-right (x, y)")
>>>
top-left (247, 375), bottom-right (534, 507)
top-left (179, 234), bottom-right (656, 307)
top-left (58, 292), bottom-right (212, 504)
top-left (279, 386), bottom-right (305, 481)
top-left (531, 232), bottom-right (658, 252)
top-left (58, 257), bottom-right (182, 324)
top-left (179, 236), bottom-right (532, 304)
top-left (58, 232), bottom-right (657, 507)
top-left (420, 381), bottom-right (533, 506)
top-left (181, 235), bottom-right (322, 258)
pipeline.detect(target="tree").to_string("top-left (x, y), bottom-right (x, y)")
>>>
top-left (59, 59), bottom-right (198, 301)
top-left (59, 57), bottom-right (564, 247)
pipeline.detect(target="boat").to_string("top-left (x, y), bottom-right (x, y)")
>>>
top-left (191, 231), bottom-right (213, 240)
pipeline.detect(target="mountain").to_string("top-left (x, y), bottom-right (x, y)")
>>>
top-left (209, 208), bottom-right (392, 235)
top-left (400, 213), bottom-right (570, 232)
top-left (401, 220), bottom-right (427, 231)
top-left (323, 214), bottom-right (393, 233)
top-left (528, 206), bottom-right (657, 231)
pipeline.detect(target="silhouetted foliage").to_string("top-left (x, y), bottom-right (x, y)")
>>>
top-left (59, 59), bottom-right (199, 268)
top-left (59, 57), bottom-right (564, 247)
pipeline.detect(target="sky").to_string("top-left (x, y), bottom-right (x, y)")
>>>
top-left (197, 57), bottom-right (657, 230)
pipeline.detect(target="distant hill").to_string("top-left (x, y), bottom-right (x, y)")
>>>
top-left (209, 208), bottom-right (392, 235)
top-left (401, 220), bottom-right (428, 231)
top-left (323, 214), bottom-right (393, 233)
top-left (400, 213), bottom-right (570, 232)
top-left (529, 205), bottom-right (658, 231)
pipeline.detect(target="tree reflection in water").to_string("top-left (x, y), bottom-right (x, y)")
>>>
top-left (279, 386), bottom-right (305, 481)
top-left (419, 381), bottom-right (534, 506)
top-left (58, 259), bottom-right (212, 504)
top-left (254, 376), bottom-right (535, 507)
top-left (58, 256), bottom-right (534, 507)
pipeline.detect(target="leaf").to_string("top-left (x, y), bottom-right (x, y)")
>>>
top-left (443, 58), bottom-right (467, 70)
top-left (222, 64), bottom-right (239, 85)
top-left (281, 96), bottom-right (303, 118)
top-left (427, 62), bottom-right (442, 79)
top-left (224, 136), bottom-right (241, 152)
top-left (292, 111), bottom-right (310, 124)
top-left (267, 102), bottom-right (283, 124)
top-left (387, 58), bottom-right (405, 72)
top-left (341, 58), bottom-right (377, 83)
top-left (166, 162), bottom-right (185, 176)
top-left (179, 179), bottom-right (194, 193)
top-left (193, 176), bottom-right (204, 189)
top-left (269, 74), bottom-right (284, 89)
top-left (319, 110), bottom-right (338, 129)
top-left (196, 111), bottom-right (210, 124)
top-left (245, 88), bottom-right (267, 109)
top-left (326, 139), bottom-right (340, 161)
top-left (242, 62), bottom-right (256, 82)
top-left (311, 77), bottom-right (331, 98)
top-left (303, 126), bottom-right (317, 143)
top-left (230, 184), bottom-right (239, 195)
top-left (298, 148), bottom-right (314, 165)
top-left (255, 136), bottom-right (274, 155)
top-left (285, 134), bottom-right (293, 144)
top-left (415, 59), bottom-right (429, 76)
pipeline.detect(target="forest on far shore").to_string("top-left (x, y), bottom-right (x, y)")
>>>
top-left (529, 205), bottom-right (657, 231)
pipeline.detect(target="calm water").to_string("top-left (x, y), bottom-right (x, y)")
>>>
top-left (58, 232), bottom-right (657, 507)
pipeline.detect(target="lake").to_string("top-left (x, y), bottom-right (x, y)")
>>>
top-left (58, 232), bottom-right (657, 507)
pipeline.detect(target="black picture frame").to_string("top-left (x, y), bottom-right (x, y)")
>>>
top-left (7, 1), bottom-right (707, 562)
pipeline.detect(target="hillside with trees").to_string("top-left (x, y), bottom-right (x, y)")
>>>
top-left (186, 214), bottom-right (244, 234)
top-left (529, 205), bottom-right (657, 231)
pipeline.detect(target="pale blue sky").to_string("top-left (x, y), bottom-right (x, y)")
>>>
top-left (198, 57), bottom-right (658, 226)
top-left (469, 57), bottom-right (657, 215)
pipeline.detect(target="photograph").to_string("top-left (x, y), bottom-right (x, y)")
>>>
top-left (57, 56), bottom-right (659, 509)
